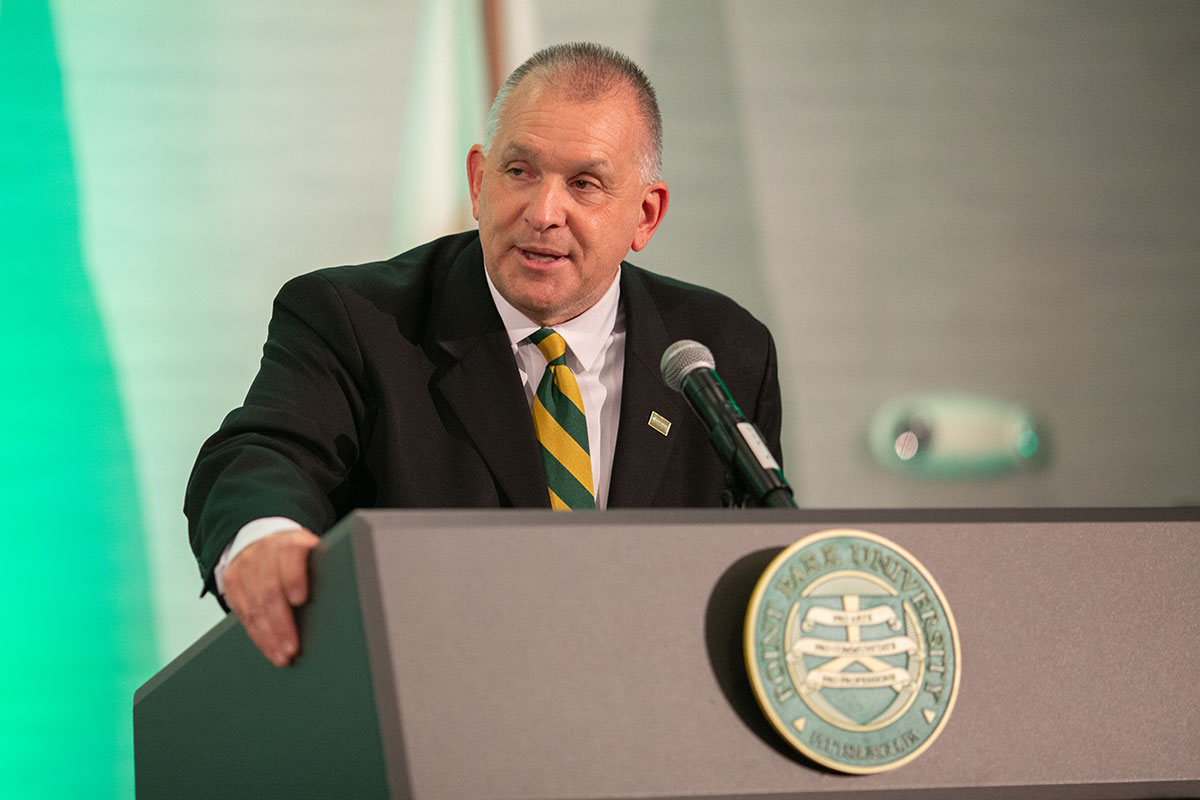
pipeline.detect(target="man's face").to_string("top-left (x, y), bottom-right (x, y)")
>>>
top-left (467, 80), bottom-right (669, 326)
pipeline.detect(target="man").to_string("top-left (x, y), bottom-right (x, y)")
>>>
top-left (185, 43), bottom-right (782, 667)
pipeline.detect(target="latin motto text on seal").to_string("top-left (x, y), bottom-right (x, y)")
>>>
top-left (744, 529), bottom-right (961, 773)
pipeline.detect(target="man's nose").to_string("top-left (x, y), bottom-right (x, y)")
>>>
top-left (524, 179), bottom-right (567, 230)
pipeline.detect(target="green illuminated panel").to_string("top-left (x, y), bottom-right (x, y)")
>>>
top-left (0, 1), bottom-right (156, 796)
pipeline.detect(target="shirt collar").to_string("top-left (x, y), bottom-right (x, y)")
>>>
top-left (485, 267), bottom-right (622, 372)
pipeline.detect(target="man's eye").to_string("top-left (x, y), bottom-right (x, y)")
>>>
top-left (507, 167), bottom-right (525, 177)
top-left (573, 179), bottom-right (596, 190)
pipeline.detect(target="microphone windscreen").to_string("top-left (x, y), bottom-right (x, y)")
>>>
top-left (660, 340), bottom-right (716, 392)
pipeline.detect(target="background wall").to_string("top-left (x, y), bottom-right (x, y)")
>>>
top-left (2, 1), bottom-right (1196, 795)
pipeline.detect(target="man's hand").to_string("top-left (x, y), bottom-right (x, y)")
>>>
top-left (223, 527), bottom-right (321, 667)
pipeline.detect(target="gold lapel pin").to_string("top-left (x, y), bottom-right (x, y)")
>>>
top-left (648, 411), bottom-right (671, 437)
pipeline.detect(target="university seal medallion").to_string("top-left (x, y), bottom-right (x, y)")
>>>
top-left (745, 529), bottom-right (960, 773)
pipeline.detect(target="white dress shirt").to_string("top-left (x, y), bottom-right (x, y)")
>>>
top-left (214, 268), bottom-right (626, 593)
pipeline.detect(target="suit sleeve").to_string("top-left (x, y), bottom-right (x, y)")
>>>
top-left (184, 271), bottom-right (371, 595)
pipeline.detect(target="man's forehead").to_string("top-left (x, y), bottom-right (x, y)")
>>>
top-left (496, 140), bottom-right (615, 174)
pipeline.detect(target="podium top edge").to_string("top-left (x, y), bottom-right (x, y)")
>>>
top-left (341, 506), bottom-right (1200, 527)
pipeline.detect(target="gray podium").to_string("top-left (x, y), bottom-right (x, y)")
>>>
top-left (134, 509), bottom-right (1200, 799)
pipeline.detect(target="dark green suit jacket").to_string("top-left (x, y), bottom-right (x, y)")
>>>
top-left (185, 231), bottom-right (782, 595)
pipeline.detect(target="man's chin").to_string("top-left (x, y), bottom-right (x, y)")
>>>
top-left (512, 292), bottom-right (580, 327)
top-left (500, 277), bottom-right (576, 322)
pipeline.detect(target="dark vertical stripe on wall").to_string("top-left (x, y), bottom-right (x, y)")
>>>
top-left (0, 1), bottom-right (155, 796)
top-left (642, 0), bottom-right (770, 322)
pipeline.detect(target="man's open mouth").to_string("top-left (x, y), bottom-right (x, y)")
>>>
top-left (520, 248), bottom-right (566, 264)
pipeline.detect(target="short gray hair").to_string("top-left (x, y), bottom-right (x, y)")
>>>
top-left (482, 42), bottom-right (663, 183)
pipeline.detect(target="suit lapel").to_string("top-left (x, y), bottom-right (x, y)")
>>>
top-left (607, 266), bottom-right (688, 506)
top-left (430, 242), bottom-right (548, 508)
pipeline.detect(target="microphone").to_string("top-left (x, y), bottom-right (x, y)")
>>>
top-left (660, 340), bottom-right (796, 508)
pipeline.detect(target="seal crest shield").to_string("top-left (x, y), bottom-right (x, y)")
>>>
top-left (745, 529), bottom-right (960, 773)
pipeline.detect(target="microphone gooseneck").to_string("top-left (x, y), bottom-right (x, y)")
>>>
top-left (660, 340), bottom-right (796, 508)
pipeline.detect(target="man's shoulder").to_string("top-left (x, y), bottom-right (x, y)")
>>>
top-left (269, 231), bottom-right (483, 331)
top-left (267, 230), bottom-right (484, 342)
top-left (622, 262), bottom-right (769, 334)
top-left (290, 230), bottom-right (481, 295)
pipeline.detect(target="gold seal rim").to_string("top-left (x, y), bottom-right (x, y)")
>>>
top-left (743, 528), bottom-right (962, 774)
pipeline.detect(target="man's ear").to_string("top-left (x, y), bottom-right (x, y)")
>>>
top-left (631, 181), bottom-right (670, 252)
top-left (466, 145), bottom-right (486, 220)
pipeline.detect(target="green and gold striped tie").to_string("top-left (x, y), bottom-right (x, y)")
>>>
top-left (530, 328), bottom-right (595, 510)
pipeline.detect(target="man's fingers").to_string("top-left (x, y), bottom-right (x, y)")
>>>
top-left (225, 576), bottom-right (297, 667)
top-left (278, 529), bottom-right (321, 606)
top-left (238, 588), bottom-right (299, 667)
top-left (224, 527), bottom-right (320, 667)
